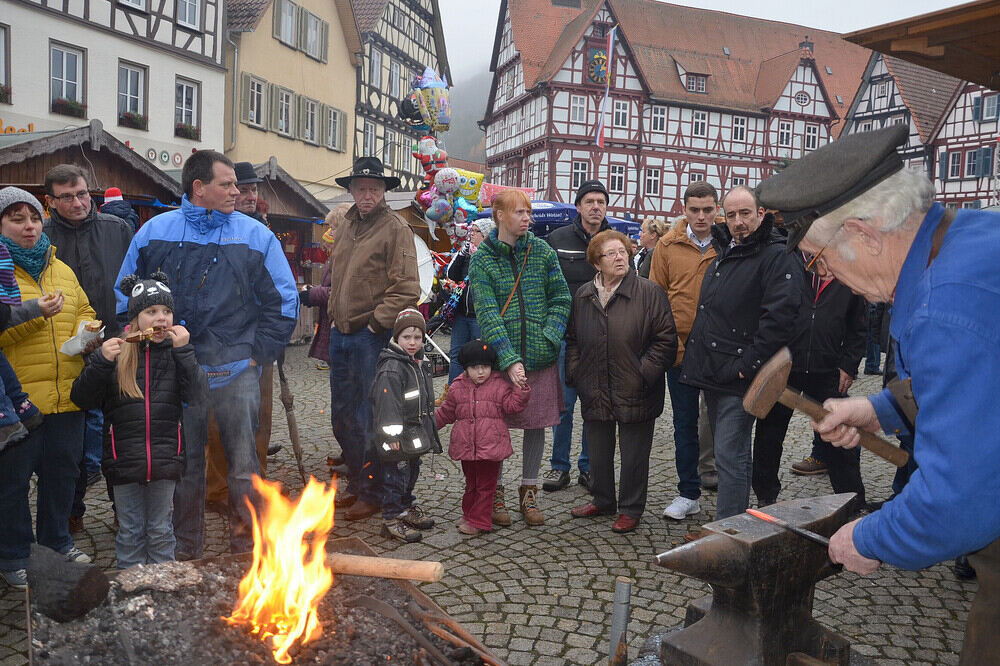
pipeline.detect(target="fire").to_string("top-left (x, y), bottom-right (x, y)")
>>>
top-left (223, 475), bottom-right (337, 664)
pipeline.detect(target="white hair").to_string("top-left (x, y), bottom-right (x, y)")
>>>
top-left (806, 168), bottom-right (936, 250)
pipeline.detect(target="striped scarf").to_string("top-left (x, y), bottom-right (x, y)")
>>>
top-left (0, 233), bottom-right (50, 286)
top-left (0, 242), bottom-right (22, 305)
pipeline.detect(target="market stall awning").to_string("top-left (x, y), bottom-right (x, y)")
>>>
top-left (842, 0), bottom-right (1000, 89)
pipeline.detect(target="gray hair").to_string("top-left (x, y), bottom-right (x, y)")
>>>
top-left (806, 168), bottom-right (936, 249)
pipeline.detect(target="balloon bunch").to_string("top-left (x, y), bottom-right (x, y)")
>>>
top-left (398, 67), bottom-right (451, 133)
top-left (412, 136), bottom-right (485, 247)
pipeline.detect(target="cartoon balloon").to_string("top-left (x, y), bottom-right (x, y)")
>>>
top-left (413, 136), bottom-right (448, 184)
top-left (454, 169), bottom-right (485, 206)
top-left (424, 195), bottom-right (453, 241)
top-left (416, 185), bottom-right (438, 210)
top-left (434, 167), bottom-right (461, 197)
top-left (452, 197), bottom-right (478, 226)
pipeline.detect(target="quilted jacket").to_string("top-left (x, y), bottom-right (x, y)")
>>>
top-left (435, 371), bottom-right (529, 461)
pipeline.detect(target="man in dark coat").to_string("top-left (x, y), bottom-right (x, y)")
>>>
top-left (680, 185), bottom-right (806, 519)
top-left (541, 180), bottom-right (611, 492)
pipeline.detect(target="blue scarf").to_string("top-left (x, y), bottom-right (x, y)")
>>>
top-left (1, 233), bottom-right (51, 283)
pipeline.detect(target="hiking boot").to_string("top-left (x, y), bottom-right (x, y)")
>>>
top-left (382, 518), bottom-right (422, 543)
top-left (791, 456), bottom-right (829, 476)
top-left (400, 504), bottom-right (435, 530)
top-left (541, 469), bottom-right (570, 492)
top-left (492, 487), bottom-right (512, 527)
top-left (345, 499), bottom-right (379, 521)
top-left (1, 568), bottom-right (27, 590)
top-left (519, 485), bottom-right (544, 526)
top-left (662, 496), bottom-right (701, 520)
top-left (64, 546), bottom-right (92, 564)
top-left (435, 383), bottom-right (450, 408)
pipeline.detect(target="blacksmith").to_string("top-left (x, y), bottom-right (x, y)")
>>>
top-left (758, 124), bottom-right (1000, 663)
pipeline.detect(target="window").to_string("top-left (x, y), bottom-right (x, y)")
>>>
top-left (949, 152), bottom-right (962, 179)
top-left (118, 0), bottom-right (146, 9)
top-left (732, 116), bottom-right (746, 142)
top-left (876, 81), bottom-right (887, 98)
top-left (176, 0), bottom-right (200, 29)
top-left (985, 94), bottom-right (999, 121)
top-left (392, 6), bottom-right (405, 29)
top-left (892, 116), bottom-right (907, 126)
top-left (825, 66), bottom-right (833, 75)
top-left (369, 48), bottom-right (382, 88)
top-left (966, 150), bottom-right (979, 178)
top-left (692, 110), bottom-right (707, 137)
top-left (571, 94), bottom-right (586, 122)
top-left (687, 74), bottom-right (706, 93)
top-left (301, 97), bottom-right (317, 143)
top-left (246, 76), bottom-right (265, 126)
top-left (804, 124), bottom-right (818, 151)
top-left (731, 176), bottom-right (746, 187)
top-left (778, 120), bottom-right (792, 147)
top-left (613, 100), bottom-right (628, 128)
top-left (963, 200), bottom-right (981, 209)
top-left (571, 160), bottom-right (588, 190)
top-left (276, 88), bottom-right (293, 135)
top-left (278, 0), bottom-right (297, 46)
top-left (390, 61), bottom-right (400, 98)
top-left (609, 164), bottom-right (625, 193)
top-left (325, 107), bottom-right (345, 151)
top-left (860, 120), bottom-right (872, 132)
top-left (174, 78), bottom-right (199, 136)
top-left (794, 91), bottom-right (809, 106)
top-left (305, 12), bottom-right (324, 60)
top-left (414, 23), bottom-right (426, 47)
top-left (383, 129), bottom-right (395, 167)
top-left (50, 44), bottom-right (84, 105)
top-left (536, 160), bottom-right (545, 190)
top-left (504, 70), bottom-right (514, 100)
top-left (363, 121), bottom-right (375, 156)
top-left (651, 106), bottom-right (666, 132)
top-left (644, 168), bottom-right (660, 196)
top-left (0, 25), bottom-right (7, 97)
top-left (117, 62), bottom-right (144, 117)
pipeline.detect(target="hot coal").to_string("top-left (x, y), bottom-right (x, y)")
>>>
top-left (31, 544), bottom-right (483, 665)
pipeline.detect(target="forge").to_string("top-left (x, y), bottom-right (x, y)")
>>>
top-left (633, 494), bottom-right (875, 666)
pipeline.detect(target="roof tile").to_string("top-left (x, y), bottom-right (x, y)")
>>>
top-left (883, 55), bottom-right (964, 143)
top-left (227, 0), bottom-right (272, 32)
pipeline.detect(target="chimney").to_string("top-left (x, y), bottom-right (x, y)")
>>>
top-left (799, 36), bottom-right (814, 56)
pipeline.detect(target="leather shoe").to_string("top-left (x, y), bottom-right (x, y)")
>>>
top-left (334, 491), bottom-right (357, 508)
top-left (611, 514), bottom-right (639, 533)
top-left (571, 502), bottom-right (614, 518)
top-left (345, 499), bottom-right (379, 521)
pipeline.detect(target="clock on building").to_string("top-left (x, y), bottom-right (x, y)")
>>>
top-left (587, 48), bottom-right (609, 84)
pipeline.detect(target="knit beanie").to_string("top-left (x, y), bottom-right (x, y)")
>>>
top-left (120, 271), bottom-right (175, 322)
top-left (574, 179), bottom-right (609, 205)
top-left (103, 187), bottom-right (124, 202)
top-left (472, 218), bottom-right (496, 237)
top-left (0, 187), bottom-right (45, 222)
top-left (458, 339), bottom-right (497, 369)
top-left (392, 307), bottom-right (426, 341)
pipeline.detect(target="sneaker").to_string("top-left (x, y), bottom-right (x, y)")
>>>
top-left (700, 471), bottom-right (718, 490)
top-left (315, 361), bottom-right (330, 370)
top-left (63, 546), bottom-right (92, 564)
top-left (791, 456), bottom-right (829, 476)
top-left (541, 469), bottom-right (570, 492)
top-left (662, 496), bottom-right (701, 520)
top-left (1, 568), bottom-right (27, 590)
top-left (382, 518), bottom-right (422, 543)
top-left (577, 470), bottom-right (592, 490)
top-left (492, 487), bottom-right (512, 527)
top-left (400, 504), bottom-right (435, 530)
top-left (457, 518), bottom-right (482, 536)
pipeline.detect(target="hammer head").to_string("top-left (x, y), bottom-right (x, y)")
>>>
top-left (743, 347), bottom-right (792, 418)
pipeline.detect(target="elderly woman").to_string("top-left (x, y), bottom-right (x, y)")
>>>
top-left (0, 187), bottom-right (97, 588)
top-left (444, 218), bottom-right (494, 387)
top-left (635, 218), bottom-right (669, 278)
top-left (469, 189), bottom-right (571, 527)
top-left (566, 230), bottom-right (677, 533)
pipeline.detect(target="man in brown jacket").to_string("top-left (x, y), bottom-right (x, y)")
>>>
top-left (649, 181), bottom-right (719, 520)
top-left (328, 157), bottom-right (420, 520)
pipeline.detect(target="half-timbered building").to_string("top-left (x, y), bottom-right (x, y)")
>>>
top-left (350, 0), bottom-right (450, 191)
top-left (482, 0), bottom-right (871, 217)
top-left (1, 0), bottom-right (226, 169)
top-left (933, 83), bottom-right (999, 209)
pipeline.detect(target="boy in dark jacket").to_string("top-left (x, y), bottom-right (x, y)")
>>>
top-left (71, 273), bottom-right (208, 568)
top-left (371, 308), bottom-right (441, 543)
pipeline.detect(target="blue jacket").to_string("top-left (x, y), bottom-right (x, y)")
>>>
top-left (855, 203), bottom-right (1000, 569)
top-left (115, 196), bottom-right (298, 389)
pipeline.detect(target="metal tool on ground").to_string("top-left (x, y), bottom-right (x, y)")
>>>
top-left (746, 508), bottom-right (830, 547)
top-left (276, 351), bottom-right (308, 485)
top-left (609, 576), bottom-right (633, 666)
top-left (743, 347), bottom-right (909, 467)
top-left (345, 595), bottom-right (450, 666)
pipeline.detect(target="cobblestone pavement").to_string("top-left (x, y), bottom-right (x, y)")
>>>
top-left (0, 340), bottom-right (978, 665)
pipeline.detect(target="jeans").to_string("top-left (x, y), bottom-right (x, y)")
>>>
top-left (704, 391), bottom-right (755, 520)
top-left (71, 410), bottom-right (105, 518)
top-left (666, 367), bottom-right (700, 500)
top-left (382, 457), bottom-right (420, 520)
top-left (329, 327), bottom-right (389, 507)
top-left (584, 419), bottom-right (655, 518)
top-left (448, 314), bottom-right (481, 383)
top-left (550, 343), bottom-right (589, 473)
top-left (174, 368), bottom-right (261, 558)
top-left (697, 392), bottom-right (716, 476)
top-left (0, 411), bottom-right (85, 571)
top-left (864, 303), bottom-right (882, 373)
top-left (114, 480), bottom-right (176, 569)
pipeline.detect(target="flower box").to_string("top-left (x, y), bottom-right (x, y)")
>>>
top-left (174, 123), bottom-right (200, 141)
top-left (119, 111), bottom-right (148, 131)
top-left (51, 97), bottom-right (87, 118)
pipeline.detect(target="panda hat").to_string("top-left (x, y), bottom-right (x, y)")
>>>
top-left (119, 271), bottom-right (175, 322)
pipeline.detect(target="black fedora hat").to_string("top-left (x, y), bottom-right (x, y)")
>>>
top-left (335, 156), bottom-right (401, 190)
top-left (234, 162), bottom-right (263, 185)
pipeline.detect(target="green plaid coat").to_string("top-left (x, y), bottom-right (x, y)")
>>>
top-left (468, 230), bottom-right (571, 371)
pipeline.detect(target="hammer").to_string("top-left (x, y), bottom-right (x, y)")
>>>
top-left (744, 347), bottom-right (909, 467)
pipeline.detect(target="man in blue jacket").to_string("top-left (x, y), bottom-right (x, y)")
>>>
top-left (116, 150), bottom-right (298, 559)
top-left (759, 124), bottom-right (1000, 663)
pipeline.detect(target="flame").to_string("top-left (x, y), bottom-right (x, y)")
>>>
top-left (223, 475), bottom-right (336, 664)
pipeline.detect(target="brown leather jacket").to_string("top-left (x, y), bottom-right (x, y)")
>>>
top-left (328, 201), bottom-right (420, 334)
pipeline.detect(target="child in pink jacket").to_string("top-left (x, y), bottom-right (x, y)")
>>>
top-left (436, 339), bottom-right (529, 535)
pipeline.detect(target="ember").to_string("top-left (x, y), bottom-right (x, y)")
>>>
top-left (222, 475), bottom-right (336, 664)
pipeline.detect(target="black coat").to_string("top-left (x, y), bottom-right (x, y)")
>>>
top-left (44, 202), bottom-right (134, 337)
top-left (790, 271), bottom-right (867, 377)
top-left (100, 200), bottom-right (140, 233)
top-left (565, 270), bottom-right (677, 423)
top-left (371, 342), bottom-right (442, 460)
top-left (447, 250), bottom-right (475, 317)
top-left (636, 247), bottom-right (654, 279)
top-left (680, 215), bottom-right (807, 396)
top-left (70, 341), bottom-right (208, 486)
top-left (546, 215), bottom-right (611, 297)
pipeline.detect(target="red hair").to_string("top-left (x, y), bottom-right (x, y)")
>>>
top-left (491, 189), bottom-right (532, 223)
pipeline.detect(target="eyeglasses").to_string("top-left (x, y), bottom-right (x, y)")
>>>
top-left (52, 191), bottom-right (90, 204)
top-left (803, 226), bottom-right (843, 278)
top-left (601, 249), bottom-right (629, 260)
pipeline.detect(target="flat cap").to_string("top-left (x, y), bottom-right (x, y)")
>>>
top-left (757, 124), bottom-right (908, 252)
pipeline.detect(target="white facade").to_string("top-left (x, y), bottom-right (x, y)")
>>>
top-left (0, 0), bottom-right (225, 170)
top-left (934, 84), bottom-right (999, 209)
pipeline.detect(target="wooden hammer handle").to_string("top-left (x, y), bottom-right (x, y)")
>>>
top-left (781, 389), bottom-right (910, 468)
top-left (326, 552), bottom-right (443, 582)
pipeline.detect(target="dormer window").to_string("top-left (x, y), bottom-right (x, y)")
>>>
top-left (687, 74), bottom-right (707, 93)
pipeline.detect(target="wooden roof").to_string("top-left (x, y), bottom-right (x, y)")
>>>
top-left (843, 0), bottom-right (1000, 90)
top-left (254, 157), bottom-right (329, 219)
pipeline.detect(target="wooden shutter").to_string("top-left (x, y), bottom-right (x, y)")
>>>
top-left (296, 7), bottom-right (308, 51)
top-left (972, 96), bottom-right (982, 122)
top-left (338, 110), bottom-right (347, 152)
top-left (318, 104), bottom-right (328, 146)
top-left (239, 72), bottom-right (251, 124)
top-left (270, 84), bottom-right (280, 131)
top-left (272, 0), bottom-right (282, 39)
top-left (320, 20), bottom-right (329, 63)
top-left (979, 146), bottom-right (993, 178)
top-left (939, 153), bottom-right (948, 182)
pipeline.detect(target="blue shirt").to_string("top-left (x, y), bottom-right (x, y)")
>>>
top-left (856, 203), bottom-right (1000, 569)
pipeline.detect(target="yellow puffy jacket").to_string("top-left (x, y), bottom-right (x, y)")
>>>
top-left (0, 246), bottom-right (96, 414)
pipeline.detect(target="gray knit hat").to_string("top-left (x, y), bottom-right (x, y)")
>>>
top-left (0, 187), bottom-right (45, 220)
top-left (472, 218), bottom-right (496, 237)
